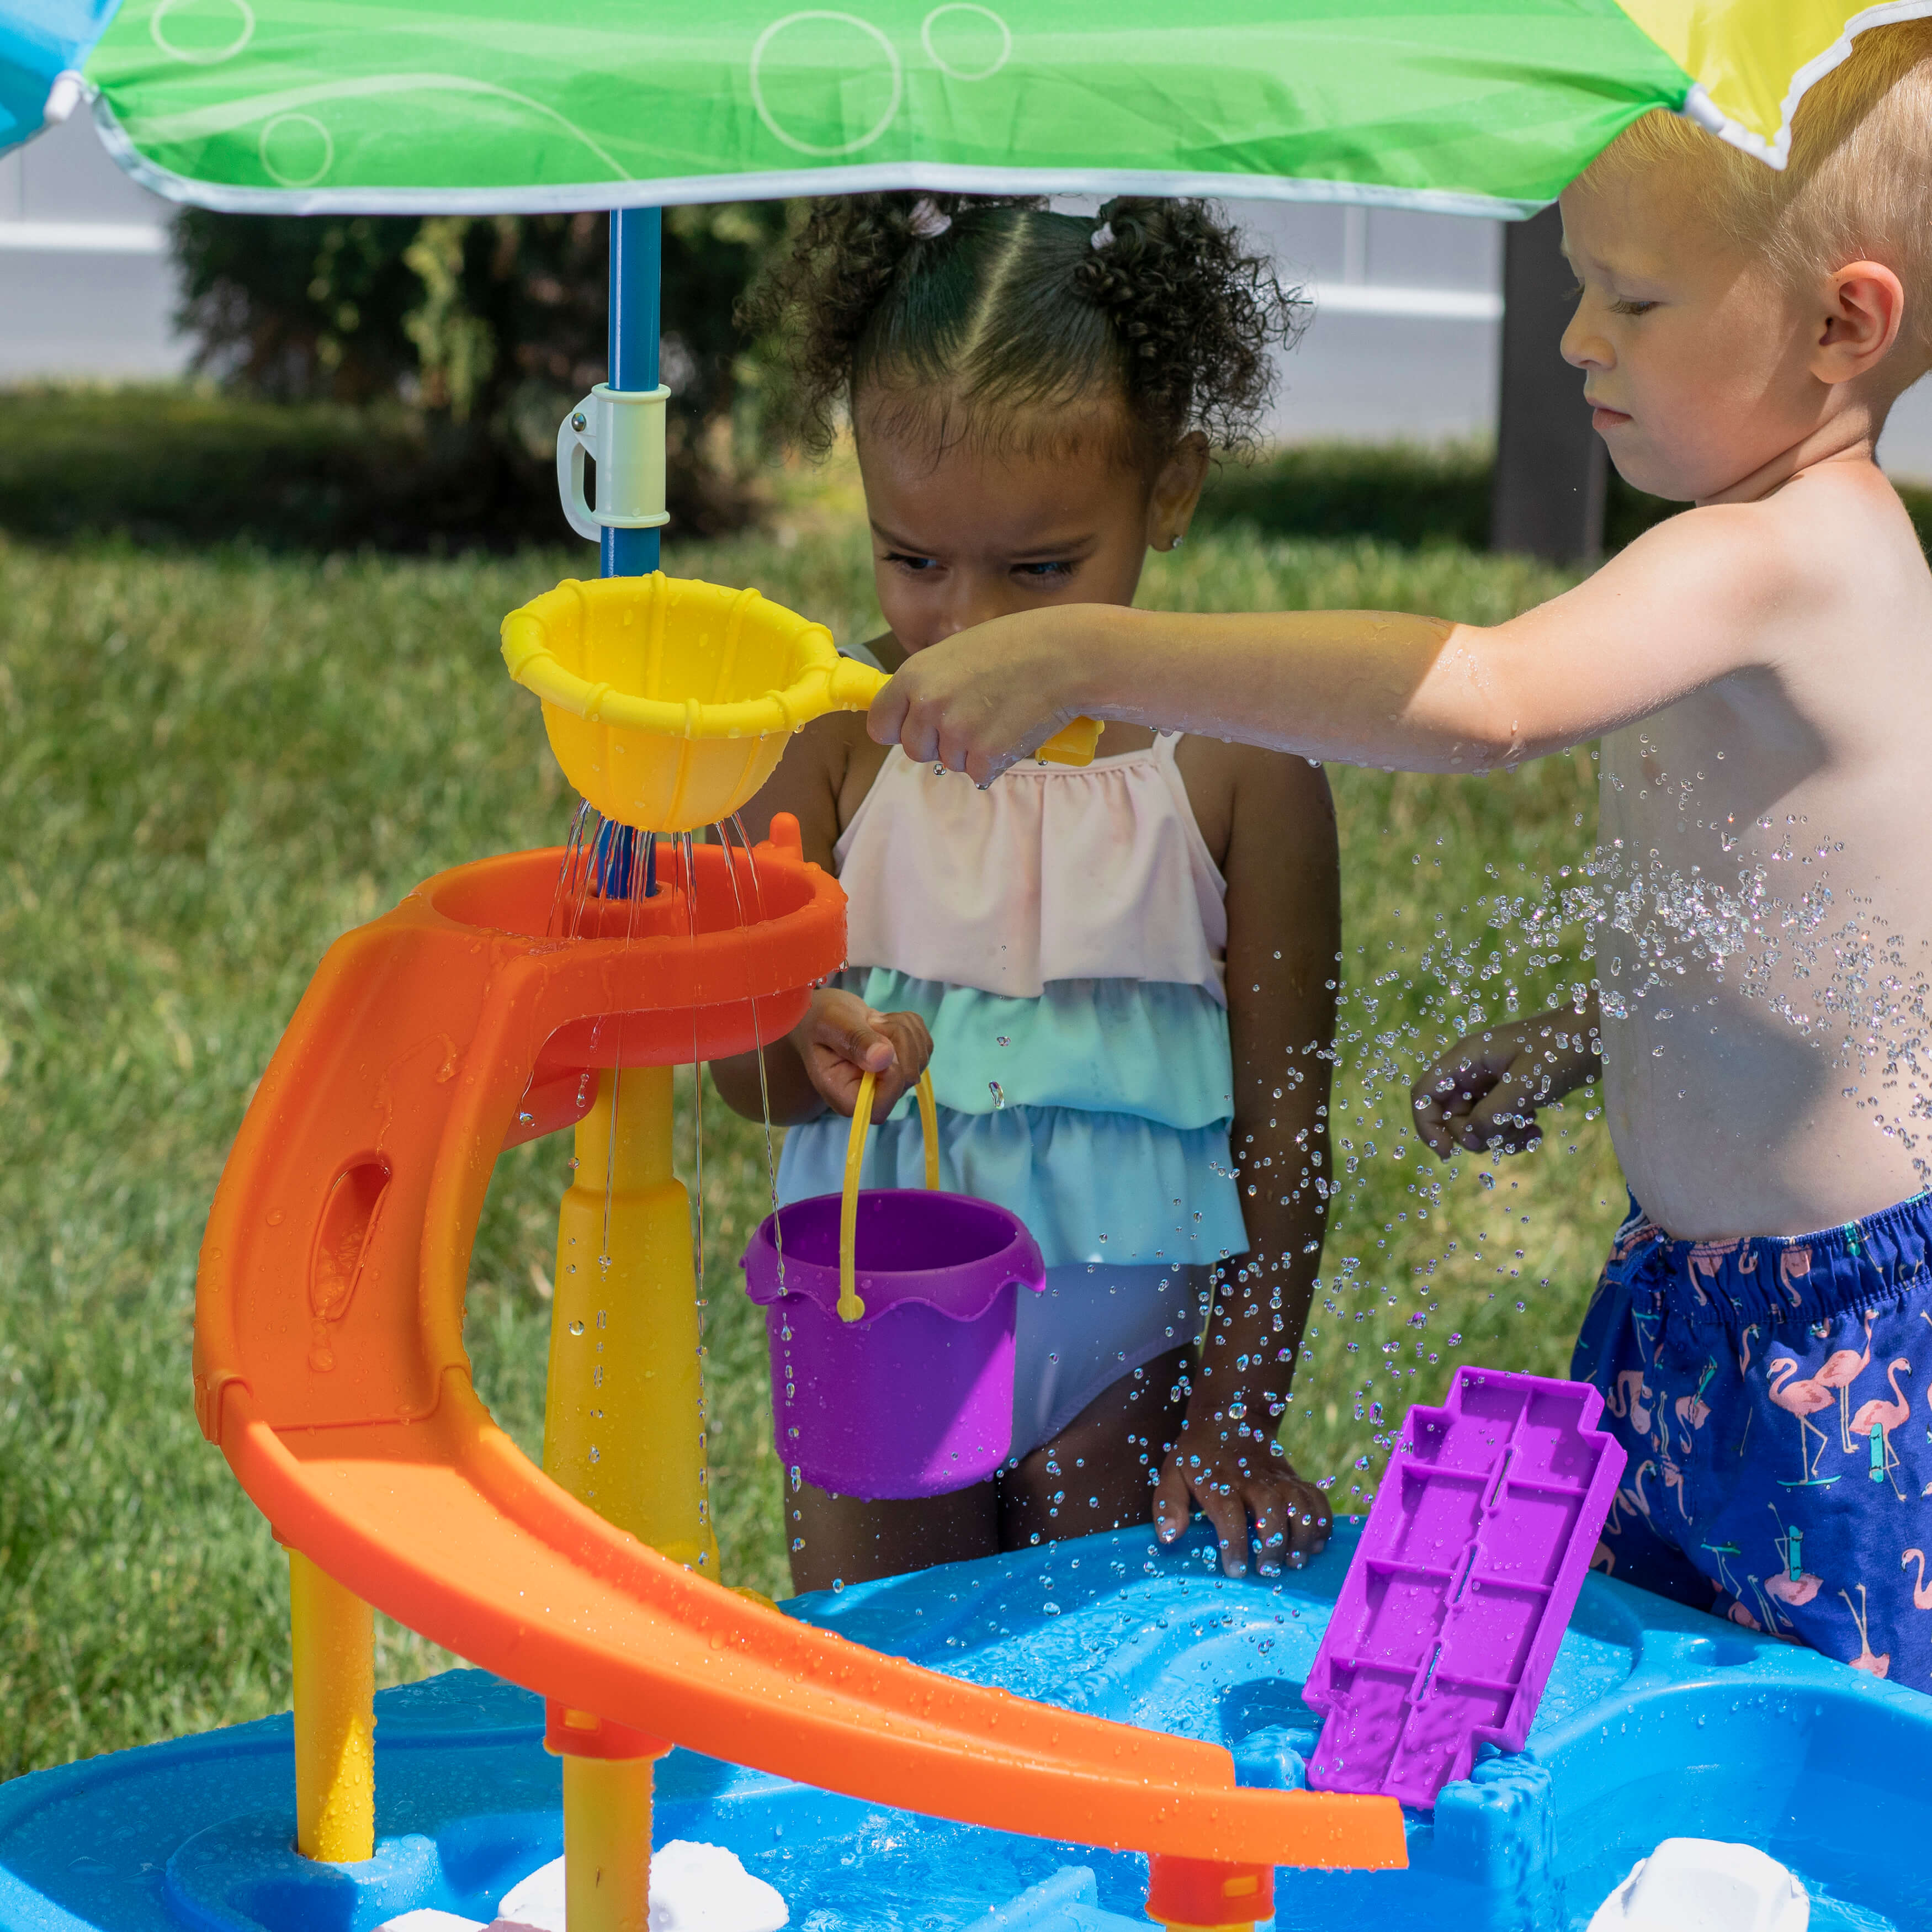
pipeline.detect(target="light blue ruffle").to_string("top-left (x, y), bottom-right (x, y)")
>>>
top-left (835, 967), bottom-right (1234, 1130)
top-left (776, 1100), bottom-right (1248, 1272)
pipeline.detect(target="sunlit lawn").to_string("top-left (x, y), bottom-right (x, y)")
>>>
top-left (0, 517), bottom-right (1623, 1777)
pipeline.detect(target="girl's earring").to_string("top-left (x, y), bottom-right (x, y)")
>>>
top-left (1167, 532), bottom-right (1185, 551)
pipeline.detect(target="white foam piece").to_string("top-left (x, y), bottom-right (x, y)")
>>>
top-left (648, 1841), bottom-right (788, 1931)
top-left (1588, 1839), bottom-right (1809, 1932)
top-left (493, 1856), bottom-right (566, 1932)
top-left (490, 1843), bottom-right (787, 1932)
top-left (375, 1913), bottom-right (489, 1932)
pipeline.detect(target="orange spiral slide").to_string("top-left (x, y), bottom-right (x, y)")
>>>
top-left (192, 819), bottom-right (1405, 1889)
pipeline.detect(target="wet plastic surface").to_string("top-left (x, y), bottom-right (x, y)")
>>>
top-left (3, 1518), bottom-right (1927, 1932)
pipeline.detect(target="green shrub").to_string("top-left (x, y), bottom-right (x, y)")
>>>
top-left (172, 205), bottom-right (792, 538)
top-left (1199, 438), bottom-right (1932, 557)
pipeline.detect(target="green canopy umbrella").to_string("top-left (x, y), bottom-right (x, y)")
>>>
top-left (7, 1), bottom-right (1930, 219)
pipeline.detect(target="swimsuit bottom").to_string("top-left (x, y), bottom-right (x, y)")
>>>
top-left (1574, 1190), bottom-right (1932, 1695)
top-left (1009, 1261), bottom-right (1209, 1459)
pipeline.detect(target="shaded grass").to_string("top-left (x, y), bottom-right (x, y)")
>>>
top-left (2, 524), bottom-right (1617, 1777)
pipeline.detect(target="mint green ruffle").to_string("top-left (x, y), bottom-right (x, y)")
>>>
top-left (838, 968), bottom-right (1234, 1131)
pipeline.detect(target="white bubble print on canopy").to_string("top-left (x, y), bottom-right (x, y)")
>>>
top-left (148, 0), bottom-right (256, 65)
top-left (751, 12), bottom-right (904, 156)
top-left (922, 4), bottom-right (1012, 82)
top-left (752, 6), bottom-right (1012, 156)
top-left (258, 110), bottom-right (332, 186)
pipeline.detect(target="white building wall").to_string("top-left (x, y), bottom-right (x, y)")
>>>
top-left (0, 113), bottom-right (188, 381)
top-left (2, 120), bottom-right (1930, 479)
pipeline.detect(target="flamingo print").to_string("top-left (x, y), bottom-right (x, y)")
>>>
top-left (1660, 1452), bottom-right (1690, 1520)
top-left (1605, 1368), bottom-right (1653, 1434)
top-left (1620, 1461), bottom-right (1658, 1524)
top-left (1737, 1323), bottom-right (1762, 1376)
top-left (1704, 1541), bottom-right (1745, 1599)
top-left (1778, 1244), bottom-right (1814, 1310)
top-left (1748, 1578), bottom-right (1795, 1636)
top-left (1687, 1241), bottom-right (1740, 1308)
top-left (1675, 1358), bottom-right (1716, 1451)
top-left (1765, 1505), bottom-right (1822, 1607)
top-left (1816, 1311), bottom-right (1876, 1453)
top-left (1849, 1357), bottom-right (1912, 1501)
top-left (1768, 1358), bottom-right (1841, 1488)
top-left (1840, 1584), bottom-right (1891, 1678)
top-left (1902, 1548), bottom-right (1932, 1611)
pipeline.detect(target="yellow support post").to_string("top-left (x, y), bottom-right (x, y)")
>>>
top-left (289, 1548), bottom-right (375, 1862)
top-left (545, 1064), bottom-right (719, 1574)
top-left (561, 1752), bottom-right (657, 1932)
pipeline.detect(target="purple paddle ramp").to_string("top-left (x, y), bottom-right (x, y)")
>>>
top-left (1304, 1366), bottom-right (1626, 1808)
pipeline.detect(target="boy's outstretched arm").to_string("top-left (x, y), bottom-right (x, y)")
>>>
top-left (868, 509), bottom-right (1787, 783)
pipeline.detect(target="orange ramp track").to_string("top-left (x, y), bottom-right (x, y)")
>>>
top-left (195, 835), bottom-right (1406, 1872)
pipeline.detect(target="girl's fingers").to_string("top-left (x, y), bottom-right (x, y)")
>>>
top-left (1282, 1480), bottom-right (1332, 1561)
top-left (1191, 1472), bottom-right (1252, 1577)
top-left (1246, 1482), bottom-right (1288, 1577)
top-left (1152, 1453), bottom-right (1193, 1544)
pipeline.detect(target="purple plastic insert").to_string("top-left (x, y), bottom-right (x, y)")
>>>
top-left (1303, 1366), bottom-right (1626, 1808)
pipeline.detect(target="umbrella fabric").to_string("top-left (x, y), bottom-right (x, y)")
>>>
top-left (2, 1), bottom-right (1928, 215)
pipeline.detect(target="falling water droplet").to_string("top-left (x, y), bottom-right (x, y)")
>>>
top-left (989, 1081), bottom-right (1005, 1108)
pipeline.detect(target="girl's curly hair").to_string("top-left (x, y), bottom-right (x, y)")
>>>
top-left (739, 193), bottom-right (1307, 465)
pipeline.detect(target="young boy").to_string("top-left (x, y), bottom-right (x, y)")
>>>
top-left (864, 26), bottom-right (1932, 1686)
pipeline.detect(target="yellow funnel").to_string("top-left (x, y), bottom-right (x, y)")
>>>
top-left (501, 574), bottom-right (1099, 831)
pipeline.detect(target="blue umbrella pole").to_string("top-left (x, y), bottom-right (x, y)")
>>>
top-left (597, 205), bottom-right (662, 898)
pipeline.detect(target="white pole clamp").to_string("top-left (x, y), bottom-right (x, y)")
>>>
top-left (556, 383), bottom-right (672, 543)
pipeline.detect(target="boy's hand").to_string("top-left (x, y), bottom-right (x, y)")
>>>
top-left (1411, 1011), bottom-right (1599, 1159)
top-left (793, 987), bottom-right (932, 1122)
top-left (867, 609), bottom-right (1094, 786)
top-left (1155, 1413), bottom-right (1331, 1579)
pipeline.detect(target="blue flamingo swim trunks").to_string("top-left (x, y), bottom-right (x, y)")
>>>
top-left (1574, 1193), bottom-right (1932, 1694)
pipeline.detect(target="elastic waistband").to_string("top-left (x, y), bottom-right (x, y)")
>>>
top-left (1614, 1191), bottom-right (1932, 1330)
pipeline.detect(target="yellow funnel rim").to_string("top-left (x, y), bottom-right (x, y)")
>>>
top-left (500, 574), bottom-right (885, 741)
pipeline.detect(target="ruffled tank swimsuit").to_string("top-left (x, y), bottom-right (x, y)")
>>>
top-left (776, 736), bottom-right (1249, 1460)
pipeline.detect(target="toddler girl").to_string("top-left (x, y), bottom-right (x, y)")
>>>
top-left (714, 193), bottom-right (1337, 1594)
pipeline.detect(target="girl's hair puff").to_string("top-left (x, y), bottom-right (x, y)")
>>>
top-left (739, 193), bottom-right (1307, 466)
top-left (1584, 20), bottom-right (1932, 369)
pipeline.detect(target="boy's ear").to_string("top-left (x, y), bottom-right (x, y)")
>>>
top-left (1149, 430), bottom-right (1211, 551)
top-left (1812, 261), bottom-right (1907, 387)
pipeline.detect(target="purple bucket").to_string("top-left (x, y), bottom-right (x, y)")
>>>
top-left (741, 1186), bottom-right (1045, 1500)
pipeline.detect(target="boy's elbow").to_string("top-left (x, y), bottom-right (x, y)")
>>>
top-left (1429, 712), bottom-right (1525, 774)
top-left (1409, 629), bottom-right (1527, 772)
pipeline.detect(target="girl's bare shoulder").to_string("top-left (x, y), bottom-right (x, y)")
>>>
top-left (1173, 734), bottom-right (1336, 870)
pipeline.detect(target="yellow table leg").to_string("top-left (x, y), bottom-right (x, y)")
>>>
top-left (545, 1065), bottom-right (719, 1574)
top-left (561, 1753), bottom-right (657, 1932)
top-left (289, 1548), bottom-right (375, 1862)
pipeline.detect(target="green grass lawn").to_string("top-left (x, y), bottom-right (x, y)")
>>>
top-left (0, 522), bottom-right (1625, 1780)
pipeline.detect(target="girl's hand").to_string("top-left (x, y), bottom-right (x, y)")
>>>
top-left (793, 988), bottom-right (933, 1122)
top-left (1410, 1008), bottom-right (1600, 1159)
top-left (1154, 1415), bottom-right (1331, 1579)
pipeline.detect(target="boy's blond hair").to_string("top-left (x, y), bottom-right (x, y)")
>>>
top-left (1585, 20), bottom-right (1932, 368)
